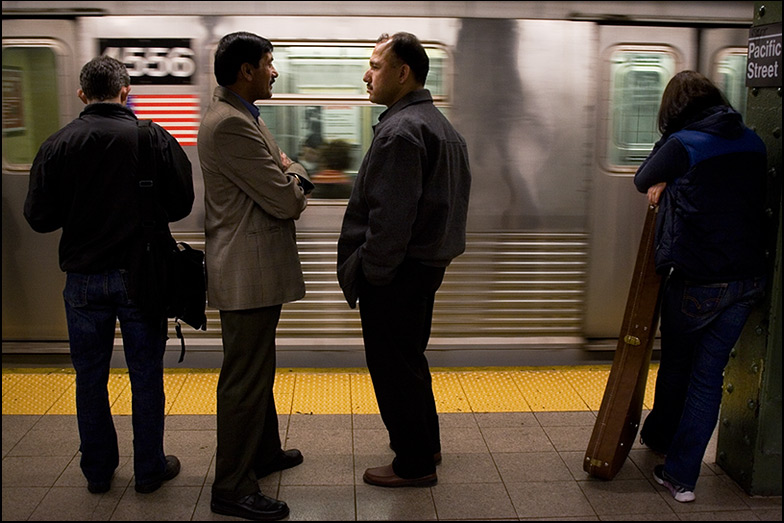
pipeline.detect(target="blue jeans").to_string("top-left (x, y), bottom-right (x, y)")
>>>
top-left (64, 270), bottom-right (168, 486)
top-left (642, 274), bottom-right (765, 490)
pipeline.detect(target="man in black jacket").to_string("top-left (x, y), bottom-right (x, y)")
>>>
top-left (24, 56), bottom-right (193, 495)
top-left (338, 32), bottom-right (471, 487)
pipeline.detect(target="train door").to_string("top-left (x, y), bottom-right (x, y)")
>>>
top-left (2, 19), bottom-right (79, 341)
top-left (583, 25), bottom-right (751, 341)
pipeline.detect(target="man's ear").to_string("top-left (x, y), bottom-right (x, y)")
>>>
top-left (120, 85), bottom-right (131, 105)
top-left (240, 62), bottom-right (254, 82)
top-left (398, 63), bottom-right (411, 84)
top-left (77, 88), bottom-right (89, 105)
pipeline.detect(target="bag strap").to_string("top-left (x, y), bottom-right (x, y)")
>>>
top-left (137, 120), bottom-right (187, 363)
top-left (137, 119), bottom-right (157, 231)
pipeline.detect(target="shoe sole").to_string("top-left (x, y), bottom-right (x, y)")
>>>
top-left (211, 502), bottom-right (290, 521)
top-left (653, 470), bottom-right (695, 503)
top-left (363, 473), bottom-right (438, 488)
top-left (87, 483), bottom-right (110, 494)
top-left (135, 482), bottom-right (163, 494)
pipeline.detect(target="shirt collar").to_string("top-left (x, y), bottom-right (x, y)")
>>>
top-left (81, 102), bottom-right (136, 119)
top-left (228, 89), bottom-right (261, 120)
top-left (378, 89), bottom-right (432, 123)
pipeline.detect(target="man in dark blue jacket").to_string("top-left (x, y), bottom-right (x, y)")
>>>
top-left (24, 56), bottom-right (193, 495)
top-left (634, 70), bottom-right (767, 503)
top-left (338, 32), bottom-right (471, 487)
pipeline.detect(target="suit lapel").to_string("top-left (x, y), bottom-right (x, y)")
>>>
top-left (214, 86), bottom-right (282, 170)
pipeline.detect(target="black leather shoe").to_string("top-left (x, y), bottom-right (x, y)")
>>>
top-left (211, 491), bottom-right (290, 521)
top-left (255, 448), bottom-right (303, 478)
top-left (135, 455), bottom-right (181, 493)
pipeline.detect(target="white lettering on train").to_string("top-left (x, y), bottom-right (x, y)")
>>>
top-left (103, 47), bottom-right (196, 78)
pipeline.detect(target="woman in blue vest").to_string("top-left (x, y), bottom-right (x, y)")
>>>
top-left (634, 70), bottom-right (768, 503)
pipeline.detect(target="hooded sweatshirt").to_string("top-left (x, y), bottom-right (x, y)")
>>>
top-left (634, 106), bottom-right (767, 281)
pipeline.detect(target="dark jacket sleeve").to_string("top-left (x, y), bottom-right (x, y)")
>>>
top-left (633, 135), bottom-right (690, 193)
top-left (24, 141), bottom-right (63, 233)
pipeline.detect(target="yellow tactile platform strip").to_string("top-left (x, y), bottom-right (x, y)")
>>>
top-left (2, 365), bottom-right (659, 416)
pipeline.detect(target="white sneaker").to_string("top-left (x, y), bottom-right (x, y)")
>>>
top-left (654, 465), bottom-right (695, 502)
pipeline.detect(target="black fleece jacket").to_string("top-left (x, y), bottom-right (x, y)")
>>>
top-left (24, 103), bottom-right (193, 273)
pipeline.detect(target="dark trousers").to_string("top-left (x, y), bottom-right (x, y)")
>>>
top-left (358, 260), bottom-right (445, 478)
top-left (212, 306), bottom-right (283, 499)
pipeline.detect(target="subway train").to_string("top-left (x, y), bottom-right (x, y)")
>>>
top-left (1, 1), bottom-right (760, 366)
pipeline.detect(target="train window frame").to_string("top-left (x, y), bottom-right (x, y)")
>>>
top-left (600, 45), bottom-right (681, 176)
top-left (2, 39), bottom-right (72, 174)
top-left (712, 47), bottom-right (748, 120)
top-left (204, 39), bottom-right (452, 202)
top-left (253, 40), bottom-right (450, 104)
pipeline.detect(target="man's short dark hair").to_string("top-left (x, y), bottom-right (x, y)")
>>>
top-left (80, 56), bottom-right (130, 101)
top-left (378, 32), bottom-right (429, 86)
top-left (214, 32), bottom-right (274, 86)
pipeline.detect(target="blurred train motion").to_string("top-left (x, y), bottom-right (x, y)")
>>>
top-left (1, 1), bottom-right (759, 365)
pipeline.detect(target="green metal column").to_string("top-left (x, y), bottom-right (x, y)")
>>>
top-left (717, 1), bottom-right (782, 496)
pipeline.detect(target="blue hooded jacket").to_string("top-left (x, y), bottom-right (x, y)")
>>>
top-left (634, 106), bottom-right (767, 281)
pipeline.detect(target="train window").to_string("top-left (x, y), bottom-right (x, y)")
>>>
top-left (248, 43), bottom-right (448, 199)
top-left (2, 45), bottom-right (61, 171)
top-left (269, 44), bottom-right (447, 98)
top-left (714, 49), bottom-right (748, 119)
top-left (606, 49), bottom-right (677, 167)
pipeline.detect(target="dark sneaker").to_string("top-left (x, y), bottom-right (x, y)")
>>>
top-left (653, 465), bottom-right (695, 502)
top-left (135, 455), bottom-right (181, 494)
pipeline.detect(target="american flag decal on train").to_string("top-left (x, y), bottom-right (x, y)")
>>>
top-left (128, 94), bottom-right (200, 146)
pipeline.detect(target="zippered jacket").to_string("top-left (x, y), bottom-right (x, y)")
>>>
top-left (24, 103), bottom-right (194, 273)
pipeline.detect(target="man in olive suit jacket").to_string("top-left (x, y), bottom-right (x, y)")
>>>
top-left (197, 32), bottom-right (312, 522)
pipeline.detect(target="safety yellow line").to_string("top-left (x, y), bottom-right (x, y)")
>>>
top-left (1, 365), bottom-right (659, 416)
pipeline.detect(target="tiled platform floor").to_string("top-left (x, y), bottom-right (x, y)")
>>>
top-left (2, 366), bottom-right (781, 521)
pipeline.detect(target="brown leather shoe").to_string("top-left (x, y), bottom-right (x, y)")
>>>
top-left (363, 464), bottom-right (437, 488)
